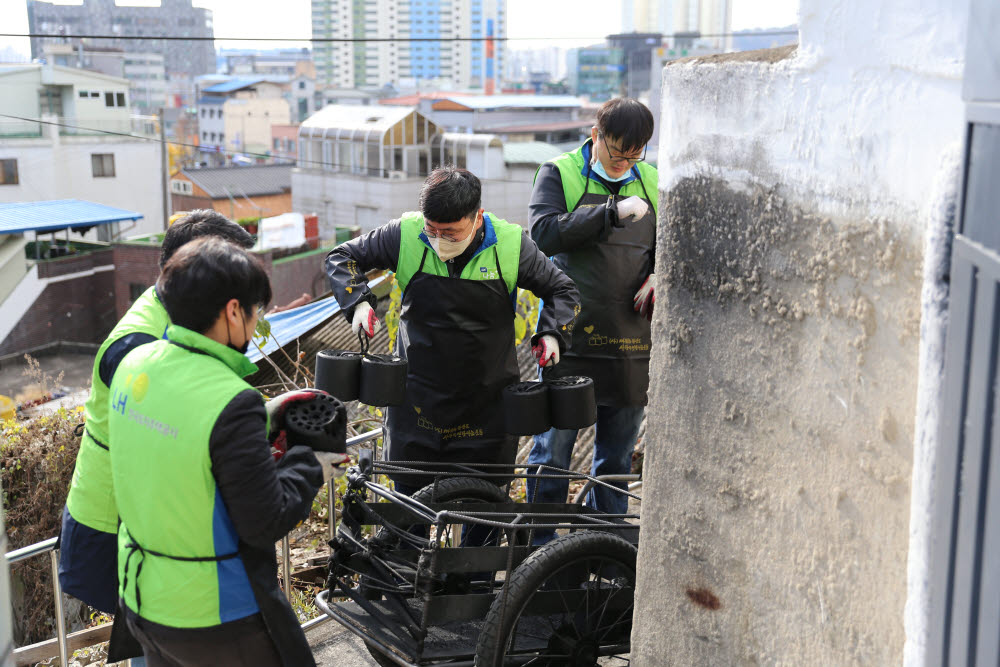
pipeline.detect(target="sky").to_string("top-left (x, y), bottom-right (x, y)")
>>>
top-left (0, 0), bottom-right (799, 60)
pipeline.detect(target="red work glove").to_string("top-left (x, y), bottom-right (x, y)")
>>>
top-left (634, 274), bottom-right (655, 321)
top-left (264, 389), bottom-right (324, 453)
top-left (531, 334), bottom-right (560, 368)
top-left (351, 301), bottom-right (380, 339)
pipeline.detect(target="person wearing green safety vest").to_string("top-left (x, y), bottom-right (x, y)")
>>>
top-left (325, 166), bottom-right (580, 493)
top-left (109, 237), bottom-right (342, 667)
top-left (59, 210), bottom-right (254, 628)
top-left (525, 98), bottom-right (659, 545)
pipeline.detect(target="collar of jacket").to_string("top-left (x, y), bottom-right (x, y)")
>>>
top-left (579, 139), bottom-right (638, 187)
top-left (165, 324), bottom-right (259, 378)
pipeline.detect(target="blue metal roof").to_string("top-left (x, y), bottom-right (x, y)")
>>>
top-left (202, 78), bottom-right (267, 94)
top-left (247, 275), bottom-right (388, 363)
top-left (197, 96), bottom-right (225, 105)
top-left (0, 200), bottom-right (143, 235)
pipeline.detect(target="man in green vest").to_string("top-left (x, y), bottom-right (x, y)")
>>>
top-left (59, 210), bottom-right (254, 619)
top-left (325, 166), bottom-right (579, 494)
top-left (109, 238), bottom-right (340, 666)
top-left (526, 98), bottom-right (659, 544)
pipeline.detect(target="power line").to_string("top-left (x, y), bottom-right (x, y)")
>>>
top-left (0, 112), bottom-right (540, 185)
top-left (0, 30), bottom-right (797, 44)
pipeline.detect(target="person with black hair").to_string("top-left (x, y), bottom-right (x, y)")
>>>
top-left (325, 166), bottom-right (579, 492)
top-left (108, 238), bottom-right (340, 667)
top-left (58, 210), bottom-right (255, 630)
top-left (525, 97), bottom-right (659, 544)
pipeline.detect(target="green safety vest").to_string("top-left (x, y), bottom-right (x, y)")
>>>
top-left (110, 324), bottom-right (261, 628)
top-left (544, 144), bottom-right (659, 220)
top-left (395, 211), bottom-right (521, 296)
top-left (66, 287), bottom-right (170, 534)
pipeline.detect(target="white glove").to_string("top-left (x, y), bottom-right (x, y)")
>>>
top-left (351, 301), bottom-right (380, 339)
top-left (616, 196), bottom-right (649, 223)
top-left (314, 451), bottom-right (351, 482)
top-left (531, 334), bottom-right (560, 367)
top-left (634, 273), bottom-right (655, 321)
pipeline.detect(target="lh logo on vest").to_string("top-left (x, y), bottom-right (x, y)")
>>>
top-left (479, 266), bottom-right (499, 280)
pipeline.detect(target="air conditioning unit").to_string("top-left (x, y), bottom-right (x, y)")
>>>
top-left (388, 170), bottom-right (406, 180)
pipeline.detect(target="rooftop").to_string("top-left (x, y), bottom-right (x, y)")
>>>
top-left (0, 200), bottom-right (142, 235)
top-left (379, 91), bottom-right (475, 106)
top-left (480, 119), bottom-right (594, 134)
top-left (432, 95), bottom-right (583, 111)
top-left (201, 77), bottom-right (270, 94)
top-left (300, 104), bottom-right (426, 137)
top-left (179, 164), bottom-right (293, 199)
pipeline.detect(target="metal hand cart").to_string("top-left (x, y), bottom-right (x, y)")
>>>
top-left (316, 450), bottom-right (640, 666)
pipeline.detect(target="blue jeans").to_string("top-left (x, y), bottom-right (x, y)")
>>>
top-left (526, 404), bottom-right (644, 544)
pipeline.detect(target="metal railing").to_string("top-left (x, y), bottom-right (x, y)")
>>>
top-left (4, 427), bottom-right (384, 665)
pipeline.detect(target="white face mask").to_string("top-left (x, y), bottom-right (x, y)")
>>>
top-left (591, 150), bottom-right (632, 183)
top-left (428, 220), bottom-right (477, 261)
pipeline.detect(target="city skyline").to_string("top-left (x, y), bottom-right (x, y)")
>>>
top-left (0, 0), bottom-right (797, 63)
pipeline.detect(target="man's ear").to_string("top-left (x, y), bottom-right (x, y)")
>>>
top-left (476, 208), bottom-right (485, 229)
top-left (591, 126), bottom-right (599, 142)
top-left (225, 298), bottom-right (242, 327)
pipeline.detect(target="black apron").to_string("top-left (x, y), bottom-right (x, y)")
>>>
top-left (386, 246), bottom-right (519, 487)
top-left (544, 168), bottom-right (656, 407)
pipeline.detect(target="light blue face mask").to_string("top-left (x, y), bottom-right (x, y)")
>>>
top-left (590, 153), bottom-right (633, 183)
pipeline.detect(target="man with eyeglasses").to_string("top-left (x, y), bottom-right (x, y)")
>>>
top-left (325, 166), bottom-right (579, 493)
top-left (525, 97), bottom-right (659, 543)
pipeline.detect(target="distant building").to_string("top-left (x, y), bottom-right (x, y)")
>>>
top-left (607, 33), bottom-right (663, 99)
top-left (312, 0), bottom-right (507, 91)
top-left (293, 104), bottom-right (548, 239)
top-left (42, 44), bottom-right (168, 113)
top-left (271, 124), bottom-right (299, 162)
top-left (196, 78), bottom-right (292, 160)
top-left (26, 0), bottom-right (215, 78)
top-left (505, 47), bottom-right (567, 84)
top-left (221, 48), bottom-right (313, 78)
top-left (0, 64), bottom-right (164, 236)
top-left (169, 164), bottom-right (293, 220)
top-left (622, 0), bottom-right (733, 51)
top-left (567, 47), bottom-right (625, 101)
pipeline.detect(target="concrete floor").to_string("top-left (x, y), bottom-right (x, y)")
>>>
top-left (307, 618), bottom-right (379, 665)
top-left (0, 352), bottom-right (95, 403)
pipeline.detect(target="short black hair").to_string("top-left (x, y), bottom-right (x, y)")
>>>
top-left (418, 166), bottom-right (481, 223)
top-left (160, 209), bottom-right (254, 269)
top-left (595, 98), bottom-right (655, 154)
top-left (157, 237), bottom-right (272, 334)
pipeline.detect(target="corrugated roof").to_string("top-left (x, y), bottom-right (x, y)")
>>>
top-left (480, 119), bottom-right (594, 133)
top-left (300, 104), bottom-right (420, 136)
top-left (502, 141), bottom-right (566, 165)
top-left (434, 95), bottom-right (582, 111)
top-left (201, 77), bottom-right (268, 94)
top-left (181, 164), bottom-right (292, 199)
top-left (197, 96), bottom-right (225, 105)
top-left (0, 200), bottom-right (142, 235)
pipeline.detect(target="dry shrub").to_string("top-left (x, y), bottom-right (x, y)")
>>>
top-left (2, 406), bottom-right (82, 644)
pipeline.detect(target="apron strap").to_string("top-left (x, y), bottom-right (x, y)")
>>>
top-left (573, 162), bottom-right (593, 211)
top-left (122, 537), bottom-right (240, 616)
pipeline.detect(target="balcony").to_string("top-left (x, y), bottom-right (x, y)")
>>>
top-left (0, 115), bottom-right (160, 140)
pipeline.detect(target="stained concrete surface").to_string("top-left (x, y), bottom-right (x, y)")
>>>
top-left (308, 618), bottom-right (379, 665)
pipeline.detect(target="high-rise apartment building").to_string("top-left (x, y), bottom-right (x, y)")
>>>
top-left (26, 0), bottom-right (215, 78)
top-left (312, 0), bottom-right (506, 91)
top-left (622, 0), bottom-right (732, 50)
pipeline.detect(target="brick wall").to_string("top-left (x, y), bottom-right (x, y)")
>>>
top-left (0, 269), bottom-right (116, 357)
top-left (270, 248), bottom-right (330, 308)
top-left (210, 193), bottom-right (293, 221)
top-left (170, 194), bottom-right (214, 213)
top-left (112, 244), bottom-right (161, 318)
top-left (36, 249), bottom-right (114, 280)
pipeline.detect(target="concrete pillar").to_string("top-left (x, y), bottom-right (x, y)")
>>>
top-left (632, 0), bottom-right (968, 664)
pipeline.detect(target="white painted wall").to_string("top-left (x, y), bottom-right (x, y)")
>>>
top-left (634, 0), bottom-right (969, 664)
top-left (0, 133), bottom-right (164, 238)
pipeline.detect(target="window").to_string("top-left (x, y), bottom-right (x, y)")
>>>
top-left (105, 92), bottom-right (115, 107)
top-left (202, 130), bottom-right (208, 140)
top-left (298, 80), bottom-right (306, 89)
top-left (90, 91), bottom-right (99, 98)
top-left (0, 159), bottom-right (18, 185)
top-left (116, 92), bottom-right (126, 107)
top-left (210, 132), bottom-right (216, 142)
top-left (201, 108), bottom-right (206, 117)
top-left (91, 153), bottom-right (115, 178)
top-left (78, 90), bottom-right (88, 98)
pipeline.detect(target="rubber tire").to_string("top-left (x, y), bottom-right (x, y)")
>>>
top-left (474, 531), bottom-right (638, 666)
top-left (374, 476), bottom-right (511, 545)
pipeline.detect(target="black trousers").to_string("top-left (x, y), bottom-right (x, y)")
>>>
top-left (125, 611), bottom-right (282, 667)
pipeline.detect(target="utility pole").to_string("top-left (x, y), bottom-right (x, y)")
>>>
top-left (159, 107), bottom-right (169, 229)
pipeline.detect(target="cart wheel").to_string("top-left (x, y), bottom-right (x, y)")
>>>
top-left (474, 531), bottom-right (637, 666)
top-left (364, 641), bottom-right (400, 667)
top-left (376, 476), bottom-right (515, 548)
